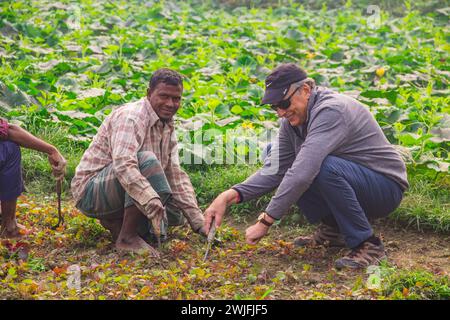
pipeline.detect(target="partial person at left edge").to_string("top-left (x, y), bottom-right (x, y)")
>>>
top-left (0, 118), bottom-right (67, 238)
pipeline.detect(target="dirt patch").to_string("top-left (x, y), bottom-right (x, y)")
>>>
top-left (0, 196), bottom-right (448, 300)
top-left (374, 220), bottom-right (450, 276)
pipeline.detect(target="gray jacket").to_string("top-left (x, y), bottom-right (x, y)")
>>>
top-left (232, 86), bottom-right (409, 220)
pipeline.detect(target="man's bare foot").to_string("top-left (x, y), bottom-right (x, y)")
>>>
top-left (115, 235), bottom-right (160, 257)
top-left (1, 227), bottom-right (23, 239)
top-left (0, 223), bottom-right (30, 239)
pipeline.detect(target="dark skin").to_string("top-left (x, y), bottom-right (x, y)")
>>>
top-left (100, 82), bottom-right (183, 255)
top-left (147, 82), bottom-right (183, 122)
top-left (114, 206), bottom-right (160, 256)
top-left (1, 125), bottom-right (66, 239)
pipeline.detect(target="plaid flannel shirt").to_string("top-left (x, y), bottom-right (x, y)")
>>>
top-left (71, 97), bottom-right (204, 229)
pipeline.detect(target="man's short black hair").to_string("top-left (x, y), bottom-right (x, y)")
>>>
top-left (148, 68), bottom-right (183, 90)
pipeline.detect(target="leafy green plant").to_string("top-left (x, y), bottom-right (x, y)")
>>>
top-left (380, 263), bottom-right (450, 300)
top-left (67, 215), bottom-right (108, 247)
top-left (0, 0), bottom-right (448, 173)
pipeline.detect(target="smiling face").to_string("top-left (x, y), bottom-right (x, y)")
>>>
top-left (147, 83), bottom-right (183, 122)
top-left (275, 83), bottom-right (311, 127)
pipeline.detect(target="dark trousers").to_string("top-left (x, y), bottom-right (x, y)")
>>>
top-left (264, 144), bottom-right (404, 248)
top-left (0, 141), bottom-right (24, 201)
top-left (297, 155), bottom-right (403, 248)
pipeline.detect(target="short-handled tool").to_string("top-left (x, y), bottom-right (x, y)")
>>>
top-left (51, 179), bottom-right (63, 230)
top-left (202, 217), bottom-right (217, 262)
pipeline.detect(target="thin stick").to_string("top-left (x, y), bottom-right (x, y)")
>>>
top-left (52, 179), bottom-right (63, 230)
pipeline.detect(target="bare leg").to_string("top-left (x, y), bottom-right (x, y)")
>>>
top-left (115, 205), bottom-right (159, 256)
top-left (0, 198), bottom-right (24, 239)
top-left (99, 217), bottom-right (123, 242)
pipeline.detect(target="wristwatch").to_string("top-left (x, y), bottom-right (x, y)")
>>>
top-left (257, 212), bottom-right (273, 227)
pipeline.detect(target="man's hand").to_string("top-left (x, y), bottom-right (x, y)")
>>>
top-left (245, 222), bottom-right (270, 245)
top-left (204, 189), bottom-right (240, 235)
top-left (245, 212), bottom-right (275, 245)
top-left (204, 198), bottom-right (227, 235)
top-left (195, 224), bottom-right (207, 238)
top-left (144, 198), bottom-right (165, 228)
top-left (48, 149), bottom-right (67, 180)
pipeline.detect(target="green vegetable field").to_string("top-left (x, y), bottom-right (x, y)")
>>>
top-left (0, 0), bottom-right (449, 300)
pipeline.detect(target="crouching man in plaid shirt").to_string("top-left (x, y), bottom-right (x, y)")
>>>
top-left (71, 69), bottom-right (205, 255)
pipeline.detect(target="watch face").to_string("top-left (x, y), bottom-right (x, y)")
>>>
top-left (258, 213), bottom-right (265, 221)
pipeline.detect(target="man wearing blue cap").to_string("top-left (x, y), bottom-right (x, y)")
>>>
top-left (204, 63), bottom-right (408, 269)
